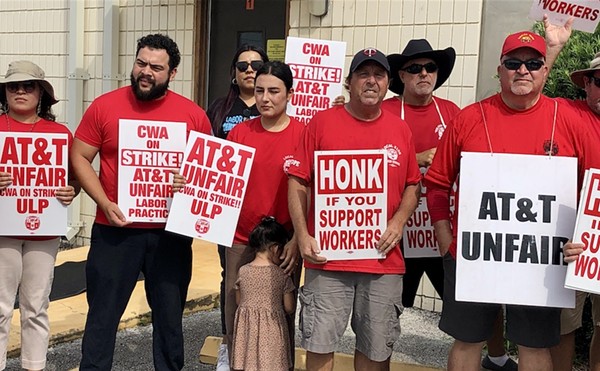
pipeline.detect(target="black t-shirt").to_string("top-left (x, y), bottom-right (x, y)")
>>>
top-left (219, 98), bottom-right (259, 139)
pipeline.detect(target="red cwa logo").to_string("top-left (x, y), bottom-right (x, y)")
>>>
top-left (195, 219), bottom-right (210, 234)
top-left (25, 216), bottom-right (40, 231)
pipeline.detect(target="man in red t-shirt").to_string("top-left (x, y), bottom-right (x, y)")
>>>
top-left (70, 34), bottom-right (211, 371)
top-left (543, 17), bottom-right (600, 371)
top-left (425, 31), bottom-right (593, 370)
top-left (287, 48), bottom-right (421, 370)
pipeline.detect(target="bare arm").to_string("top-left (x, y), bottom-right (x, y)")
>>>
top-left (288, 175), bottom-right (326, 264)
top-left (377, 183), bottom-right (421, 255)
top-left (432, 220), bottom-right (453, 256)
top-left (544, 14), bottom-right (574, 71)
top-left (283, 291), bottom-right (295, 314)
top-left (70, 138), bottom-right (131, 227)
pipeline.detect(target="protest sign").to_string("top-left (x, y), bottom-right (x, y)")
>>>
top-left (118, 119), bottom-right (186, 222)
top-left (529, 0), bottom-right (600, 33)
top-left (166, 131), bottom-right (255, 246)
top-left (403, 177), bottom-right (455, 258)
top-left (0, 132), bottom-right (69, 235)
top-left (565, 169), bottom-right (600, 294)
top-left (314, 150), bottom-right (388, 260)
top-left (285, 36), bottom-right (346, 124)
top-left (456, 152), bottom-right (576, 308)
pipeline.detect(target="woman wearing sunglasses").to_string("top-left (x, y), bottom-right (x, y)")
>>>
top-left (205, 44), bottom-right (269, 371)
top-left (0, 61), bottom-right (78, 371)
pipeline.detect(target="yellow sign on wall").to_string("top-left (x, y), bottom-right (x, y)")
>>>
top-left (267, 39), bottom-right (286, 61)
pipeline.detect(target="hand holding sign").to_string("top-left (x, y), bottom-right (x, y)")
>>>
top-left (0, 171), bottom-right (11, 190)
top-left (55, 185), bottom-right (76, 206)
top-left (564, 241), bottom-right (585, 263)
top-left (377, 220), bottom-right (402, 256)
top-left (298, 233), bottom-right (327, 264)
top-left (100, 200), bottom-right (132, 227)
top-left (171, 169), bottom-right (186, 193)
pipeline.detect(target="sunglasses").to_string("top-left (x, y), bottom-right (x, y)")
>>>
top-left (588, 76), bottom-right (600, 88)
top-left (235, 60), bottom-right (264, 72)
top-left (6, 81), bottom-right (37, 93)
top-left (402, 62), bottom-right (438, 74)
top-left (502, 59), bottom-right (544, 71)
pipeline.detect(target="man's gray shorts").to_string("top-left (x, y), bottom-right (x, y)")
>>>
top-left (298, 268), bottom-right (403, 362)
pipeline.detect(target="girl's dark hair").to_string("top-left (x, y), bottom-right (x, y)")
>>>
top-left (248, 217), bottom-right (289, 252)
top-left (207, 44), bottom-right (269, 138)
top-left (0, 84), bottom-right (56, 122)
top-left (255, 61), bottom-right (294, 92)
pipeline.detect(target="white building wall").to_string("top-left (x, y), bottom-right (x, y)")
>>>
top-left (0, 0), bottom-right (197, 245)
top-left (289, 0), bottom-right (483, 108)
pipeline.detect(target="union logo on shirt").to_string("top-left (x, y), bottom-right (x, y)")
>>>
top-left (283, 154), bottom-right (300, 174)
top-left (383, 144), bottom-right (401, 167)
top-left (543, 139), bottom-right (559, 156)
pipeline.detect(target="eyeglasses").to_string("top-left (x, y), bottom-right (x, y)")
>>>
top-left (402, 62), bottom-right (438, 74)
top-left (6, 81), bottom-right (37, 93)
top-left (588, 76), bottom-right (600, 88)
top-left (236, 60), bottom-right (264, 72)
top-left (502, 59), bottom-right (544, 71)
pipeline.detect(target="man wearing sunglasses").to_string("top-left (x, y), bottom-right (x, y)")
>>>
top-left (424, 30), bottom-right (594, 371)
top-left (385, 39), bottom-right (516, 371)
top-left (542, 17), bottom-right (600, 371)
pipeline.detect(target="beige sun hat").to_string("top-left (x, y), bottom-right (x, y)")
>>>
top-left (570, 52), bottom-right (600, 89)
top-left (0, 60), bottom-right (58, 105)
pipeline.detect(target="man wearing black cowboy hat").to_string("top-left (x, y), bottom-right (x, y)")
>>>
top-left (387, 39), bottom-right (515, 371)
top-left (542, 16), bottom-right (600, 371)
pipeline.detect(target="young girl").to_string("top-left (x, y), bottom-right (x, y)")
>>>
top-left (231, 217), bottom-right (296, 371)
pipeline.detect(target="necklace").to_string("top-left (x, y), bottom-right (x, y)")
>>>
top-left (5, 113), bottom-right (38, 132)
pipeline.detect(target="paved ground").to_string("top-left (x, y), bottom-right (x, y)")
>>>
top-left (5, 307), bottom-right (452, 370)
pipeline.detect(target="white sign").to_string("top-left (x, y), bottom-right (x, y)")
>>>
top-left (565, 169), bottom-right (600, 294)
top-left (285, 36), bottom-right (346, 124)
top-left (0, 133), bottom-right (69, 235)
top-left (118, 119), bottom-right (186, 222)
top-left (457, 152), bottom-right (576, 308)
top-left (314, 150), bottom-right (388, 261)
top-left (529, 0), bottom-right (600, 33)
top-left (403, 180), bottom-right (455, 258)
top-left (166, 131), bottom-right (255, 246)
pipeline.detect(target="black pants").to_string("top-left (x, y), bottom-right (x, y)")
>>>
top-left (80, 224), bottom-right (193, 371)
top-left (402, 256), bottom-right (444, 307)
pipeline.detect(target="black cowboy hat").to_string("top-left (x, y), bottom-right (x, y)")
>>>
top-left (387, 39), bottom-right (456, 95)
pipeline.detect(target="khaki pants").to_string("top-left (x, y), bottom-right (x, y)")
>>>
top-left (0, 237), bottom-right (59, 371)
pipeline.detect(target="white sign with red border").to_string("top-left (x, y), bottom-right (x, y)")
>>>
top-left (565, 169), bottom-right (600, 294)
top-left (529, 0), bottom-right (600, 33)
top-left (285, 36), bottom-right (346, 124)
top-left (314, 150), bottom-right (388, 261)
top-left (166, 131), bottom-right (255, 246)
top-left (457, 152), bottom-right (576, 308)
top-left (118, 119), bottom-right (186, 223)
top-left (0, 132), bottom-right (69, 235)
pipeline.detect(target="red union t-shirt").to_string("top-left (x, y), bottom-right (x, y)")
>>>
top-left (425, 94), bottom-right (595, 258)
top-left (75, 86), bottom-right (212, 228)
top-left (287, 105), bottom-right (421, 274)
top-left (227, 116), bottom-right (305, 244)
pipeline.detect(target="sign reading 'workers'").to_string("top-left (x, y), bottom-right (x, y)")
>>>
top-left (456, 152), bottom-right (576, 308)
top-left (314, 150), bottom-right (387, 261)
top-left (566, 169), bottom-right (600, 295)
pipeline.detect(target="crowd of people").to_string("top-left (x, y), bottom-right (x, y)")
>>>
top-left (1, 14), bottom-right (600, 371)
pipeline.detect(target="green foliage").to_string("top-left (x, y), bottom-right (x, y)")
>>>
top-left (533, 22), bottom-right (600, 100)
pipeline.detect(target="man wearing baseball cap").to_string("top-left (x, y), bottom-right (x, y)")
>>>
top-left (542, 17), bottom-right (600, 371)
top-left (425, 30), bottom-right (594, 370)
top-left (287, 48), bottom-right (421, 370)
